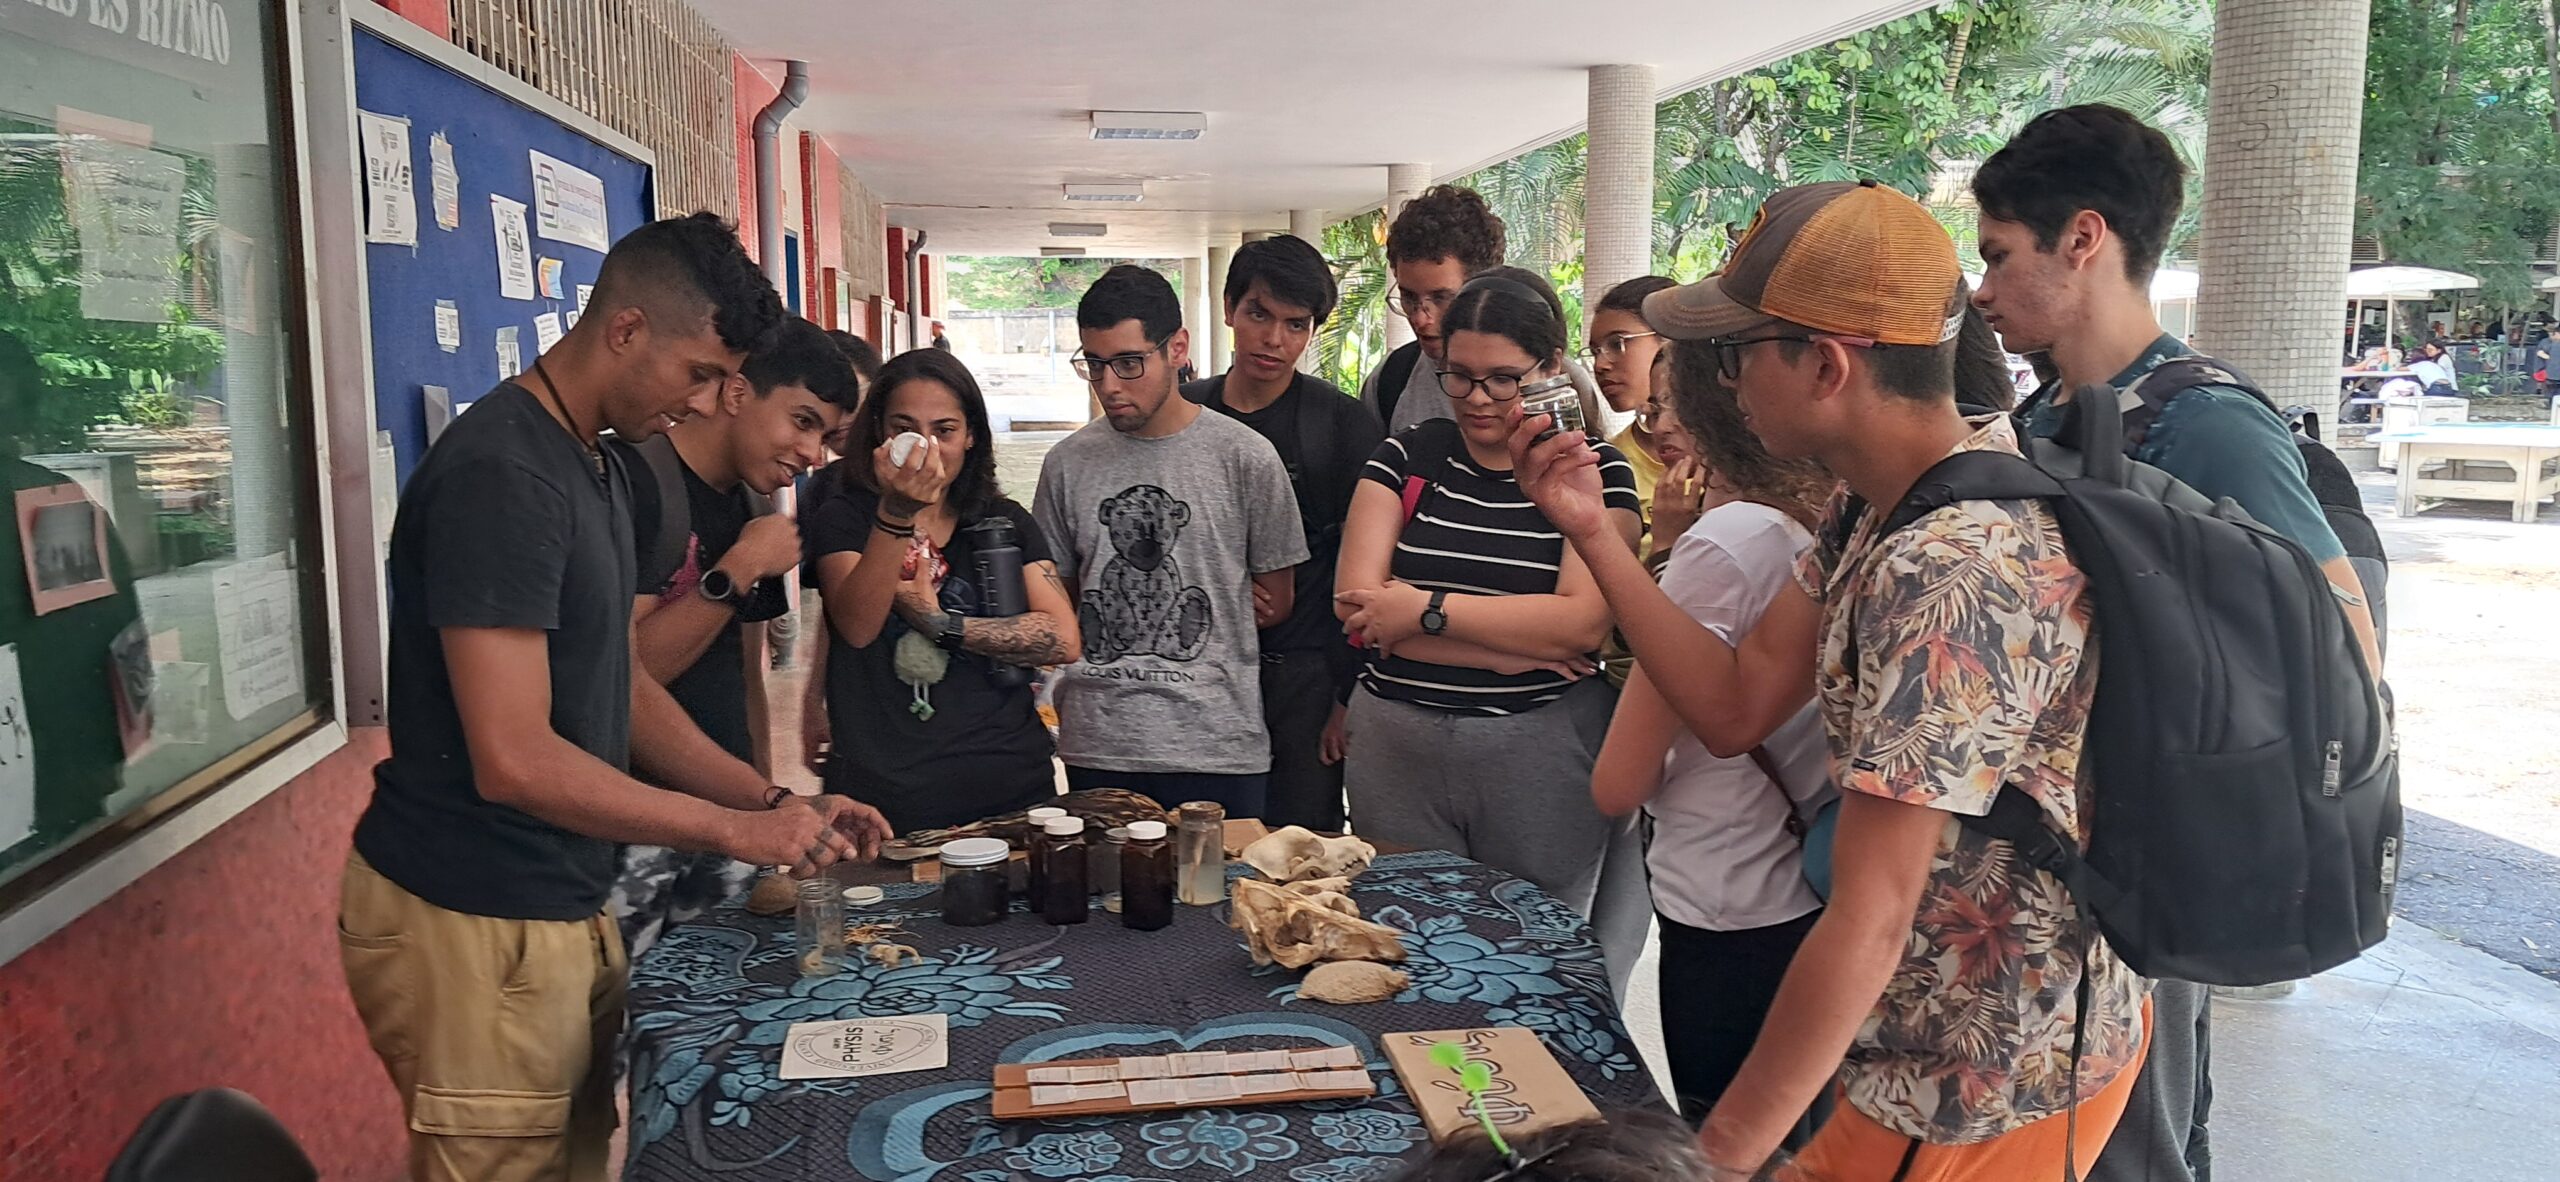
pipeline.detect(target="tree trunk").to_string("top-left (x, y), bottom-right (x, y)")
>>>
top-left (2540, 0), bottom-right (2560, 146)
top-left (1711, 80), bottom-right (1732, 140)
top-left (1942, 10), bottom-right (1975, 103)
top-left (2424, 0), bottom-right (2474, 162)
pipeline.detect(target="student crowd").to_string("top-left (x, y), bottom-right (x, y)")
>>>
top-left (339, 105), bottom-right (2384, 1182)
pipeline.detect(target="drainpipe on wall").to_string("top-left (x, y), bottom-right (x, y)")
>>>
top-left (753, 60), bottom-right (810, 298)
top-left (904, 230), bottom-right (929, 349)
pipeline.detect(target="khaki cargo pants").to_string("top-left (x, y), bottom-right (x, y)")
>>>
top-left (338, 852), bottom-right (626, 1182)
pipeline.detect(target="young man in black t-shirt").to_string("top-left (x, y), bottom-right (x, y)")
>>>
top-left (1181, 234), bottom-right (1383, 831)
top-left (343, 214), bottom-right (890, 1181)
top-left (607, 318), bottom-right (861, 958)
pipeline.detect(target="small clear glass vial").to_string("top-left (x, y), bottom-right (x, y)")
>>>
top-left (1175, 801), bottom-right (1227, 906)
top-left (795, 879), bottom-right (846, 976)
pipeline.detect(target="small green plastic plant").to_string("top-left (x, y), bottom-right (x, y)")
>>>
top-left (1429, 1041), bottom-right (1511, 1156)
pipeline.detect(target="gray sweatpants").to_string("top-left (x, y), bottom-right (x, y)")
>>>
top-left (1344, 680), bottom-right (1632, 939)
top-left (2091, 977), bottom-right (2211, 1182)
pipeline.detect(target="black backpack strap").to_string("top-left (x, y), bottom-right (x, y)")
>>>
top-left (1376, 340), bottom-right (1423, 425)
top-left (1878, 449), bottom-right (2065, 537)
top-left (1179, 374), bottom-right (1220, 407)
top-left (2121, 353), bottom-right (2276, 451)
top-left (633, 434), bottom-right (692, 595)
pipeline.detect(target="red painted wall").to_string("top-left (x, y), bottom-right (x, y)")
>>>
top-left (0, 732), bottom-right (405, 1181)
top-left (372, 0), bottom-right (450, 38)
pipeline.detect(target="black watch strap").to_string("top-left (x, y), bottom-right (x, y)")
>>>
top-left (932, 613), bottom-right (967, 652)
top-left (1421, 590), bottom-right (1450, 635)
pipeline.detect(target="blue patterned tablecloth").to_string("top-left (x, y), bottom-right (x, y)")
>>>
top-left (624, 851), bottom-right (1663, 1181)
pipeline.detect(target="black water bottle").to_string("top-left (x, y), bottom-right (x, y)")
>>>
top-left (965, 517), bottom-right (1031, 688)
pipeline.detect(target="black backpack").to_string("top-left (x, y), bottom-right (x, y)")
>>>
top-left (1871, 387), bottom-right (2400, 987)
top-left (1373, 340), bottom-right (1424, 426)
top-left (626, 434), bottom-right (773, 596)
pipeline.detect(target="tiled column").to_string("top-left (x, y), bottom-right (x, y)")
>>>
top-left (2194, 0), bottom-right (2371, 437)
top-left (1292, 209), bottom-right (1329, 372)
top-left (1206, 240), bottom-right (1235, 375)
top-left (1383, 163), bottom-right (1431, 350)
top-left (1181, 253), bottom-right (1210, 362)
top-left (1584, 64), bottom-right (1657, 313)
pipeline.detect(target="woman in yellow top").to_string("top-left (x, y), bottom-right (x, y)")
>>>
top-left (1586, 275), bottom-right (1709, 566)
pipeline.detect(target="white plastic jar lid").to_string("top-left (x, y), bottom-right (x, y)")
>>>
top-left (1126, 820), bottom-right (1167, 840)
top-left (939, 837), bottom-right (1012, 867)
top-left (841, 885), bottom-right (885, 906)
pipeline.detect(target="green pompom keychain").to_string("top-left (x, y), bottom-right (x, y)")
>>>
top-left (893, 630), bottom-right (949, 720)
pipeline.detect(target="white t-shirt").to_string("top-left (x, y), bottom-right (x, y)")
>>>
top-left (2411, 357), bottom-right (2454, 389)
top-left (1644, 501), bottom-right (1832, 932)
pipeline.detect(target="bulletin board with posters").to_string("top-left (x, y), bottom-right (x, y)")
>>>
top-left (350, 21), bottom-right (655, 486)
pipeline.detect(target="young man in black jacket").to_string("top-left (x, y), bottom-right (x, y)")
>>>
top-left (1182, 235), bottom-right (1383, 830)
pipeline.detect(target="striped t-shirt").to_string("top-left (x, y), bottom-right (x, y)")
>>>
top-left (1357, 419), bottom-right (1640, 715)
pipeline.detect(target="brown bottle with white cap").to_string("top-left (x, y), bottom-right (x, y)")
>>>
top-left (1120, 820), bottom-right (1173, 931)
top-left (1038, 816), bottom-right (1089, 925)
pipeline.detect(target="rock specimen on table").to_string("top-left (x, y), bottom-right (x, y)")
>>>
top-left (744, 872), bottom-right (797, 916)
top-left (1298, 960), bottom-right (1410, 1004)
top-left (892, 789), bottom-right (1169, 852)
top-left (1241, 826), bottom-right (1377, 884)
top-left (1231, 877), bottom-right (1408, 970)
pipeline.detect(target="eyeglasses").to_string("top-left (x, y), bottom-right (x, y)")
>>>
top-left (1636, 398), bottom-right (1670, 431)
top-left (1437, 367), bottom-right (1564, 403)
top-left (1069, 342), bottom-right (1167, 383)
top-left (1581, 330), bottom-right (1660, 364)
top-left (1709, 332), bottom-right (1880, 382)
top-left (1390, 289), bottom-right (1458, 320)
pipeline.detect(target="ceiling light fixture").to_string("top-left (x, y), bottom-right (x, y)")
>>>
top-left (1089, 111), bottom-right (1206, 141)
top-left (1041, 246), bottom-right (1088, 257)
top-left (1048, 222), bottom-right (1109, 238)
top-left (1064, 183), bottom-right (1145, 203)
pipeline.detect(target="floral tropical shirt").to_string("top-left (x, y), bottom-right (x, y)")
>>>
top-left (1793, 415), bottom-right (2147, 1145)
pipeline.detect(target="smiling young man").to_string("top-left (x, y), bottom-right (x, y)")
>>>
top-left (606, 317), bottom-right (860, 959)
top-left (1970, 103), bottom-right (2384, 1182)
top-left (1034, 264), bottom-right (1307, 817)
top-left (1513, 181), bottom-right (2150, 1181)
top-left (1180, 235), bottom-right (1383, 831)
top-left (343, 214), bottom-right (890, 1182)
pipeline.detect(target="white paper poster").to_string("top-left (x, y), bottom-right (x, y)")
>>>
top-left (210, 554), bottom-right (304, 721)
top-left (62, 136), bottom-right (185, 323)
top-left (434, 299), bottom-right (461, 353)
top-left (778, 1015), bottom-right (949, 1080)
top-left (357, 110), bottom-right (417, 246)
top-left (371, 431), bottom-right (399, 571)
top-left (0, 645), bottom-right (30, 853)
top-left (529, 150), bottom-right (611, 253)
top-left (495, 325), bottom-right (522, 378)
top-left (491, 193), bottom-right (536, 299)
top-left (533, 312), bottom-right (564, 354)
top-left (569, 283), bottom-right (594, 331)
top-left (428, 132), bottom-right (460, 231)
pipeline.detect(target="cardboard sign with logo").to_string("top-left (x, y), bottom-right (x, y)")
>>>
top-left (1381, 1026), bottom-right (1601, 1144)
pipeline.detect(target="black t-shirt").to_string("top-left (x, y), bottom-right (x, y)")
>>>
top-left (1181, 372), bottom-right (1385, 657)
top-left (798, 458), bottom-right (856, 588)
top-left (1357, 420), bottom-right (1640, 716)
top-left (355, 383), bottom-right (636, 920)
top-left (804, 484), bottom-right (1057, 833)
top-left (616, 440), bottom-right (788, 764)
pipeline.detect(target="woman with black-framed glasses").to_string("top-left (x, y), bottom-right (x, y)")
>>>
top-left (1334, 267), bottom-right (1645, 963)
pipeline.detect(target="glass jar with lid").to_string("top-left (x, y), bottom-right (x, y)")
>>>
top-left (938, 837), bottom-right (1012, 927)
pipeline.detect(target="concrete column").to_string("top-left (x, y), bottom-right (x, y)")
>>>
top-left (1291, 209), bottom-right (1328, 372)
top-left (1181, 253), bottom-right (1210, 359)
top-left (1384, 163), bottom-right (1432, 350)
top-left (1584, 64), bottom-right (1658, 315)
top-left (1206, 240), bottom-right (1235, 374)
top-left (1243, 230), bottom-right (1274, 243)
top-left (2194, 0), bottom-right (2372, 442)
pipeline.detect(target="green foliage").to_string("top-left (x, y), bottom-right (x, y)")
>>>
top-left (1314, 211), bottom-right (1389, 392)
top-left (0, 119), bottom-right (227, 454)
top-left (944, 255), bottom-right (1181, 311)
top-left (2359, 0), bottom-right (2560, 311)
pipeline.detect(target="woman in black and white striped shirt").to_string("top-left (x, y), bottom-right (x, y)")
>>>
top-left (1334, 267), bottom-right (1642, 925)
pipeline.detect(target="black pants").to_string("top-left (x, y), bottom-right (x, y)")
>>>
top-left (1657, 907), bottom-right (1822, 1122)
top-left (1258, 649), bottom-right (1346, 833)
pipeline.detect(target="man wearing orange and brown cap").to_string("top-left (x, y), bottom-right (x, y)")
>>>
top-left (1511, 180), bottom-right (2150, 1181)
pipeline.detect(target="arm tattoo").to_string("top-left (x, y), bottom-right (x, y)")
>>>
top-left (960, 611), bottom-right (1072, 666)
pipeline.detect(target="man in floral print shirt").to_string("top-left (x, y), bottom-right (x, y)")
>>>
top-left (1512, 180), bottom-right (2149, 1182)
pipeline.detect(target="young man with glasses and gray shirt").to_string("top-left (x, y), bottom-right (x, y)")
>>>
top-left (1034, 265), bottom-right (1307, 817)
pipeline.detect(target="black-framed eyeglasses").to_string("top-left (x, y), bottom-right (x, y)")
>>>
top-left (1069, 341), bottom-right (1167, 382)
top-left (1390, 289), bottom-right (1458, 320)
top-left (1581, 330), bottom-right (1660, 364)
top-left (1710, 332), bottom-right (1881, 382)
top-left (1437, 367), bottom-right (1559, 403)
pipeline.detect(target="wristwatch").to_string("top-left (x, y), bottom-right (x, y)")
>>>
top-left (931, 612), bottom-right (968, 653)
top-left (698, 568), bottom-right (748, 610)
top-left (1419, 590), bottom-right (1450, 636)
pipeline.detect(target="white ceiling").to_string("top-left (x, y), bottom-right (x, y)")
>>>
top-left (696, 0), bottom-right (1931, 257)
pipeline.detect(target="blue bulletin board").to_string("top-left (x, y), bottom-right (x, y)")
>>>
top-left (352, 26), bottom-right (654, 486)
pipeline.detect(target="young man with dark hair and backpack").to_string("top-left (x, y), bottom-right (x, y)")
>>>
top-left (607, 317), bottom-right (862, 958)
top-left (1035, 265), bottom-right (1308, 817)
top-left (343, 214), bottom-right (889, 1181)
top-left (1181, 234), bottom-right (1384, 831)
top-left (1360, 185), bottom-right (1507, 434)
top-left (1972, 103), bottom-right (2387, 1182)
top-left (1514, 180), bottom-right (2151, 1180)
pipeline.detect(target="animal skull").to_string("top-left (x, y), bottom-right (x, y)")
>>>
top-left (1241, 826), bottom-right (1377, 884)
top-left (1230, 877), bottom-right (1407, 970)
